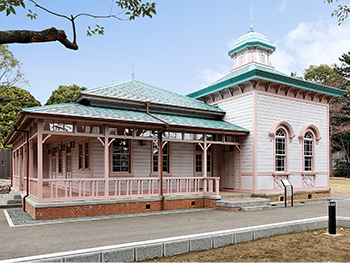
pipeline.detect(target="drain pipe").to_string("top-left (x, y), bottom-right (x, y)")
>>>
top-left (145, 102), bottom-right (169, 210)
top-left (14, 125), bottom-right (29, 212)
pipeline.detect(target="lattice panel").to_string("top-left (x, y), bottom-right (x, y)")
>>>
top-left (274, 175), bottom-right (289, 189)
top-left (303, 175), bottom-right (315, 188)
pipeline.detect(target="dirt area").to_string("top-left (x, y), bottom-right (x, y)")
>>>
top-left (0, 179), bottom-right (10, 194)
top-left (329, 177), bottom-right (350, 195)
top-left (144, 178), bottom-right (350, 262)
top-left (145, 227), bottom-right (350, 262)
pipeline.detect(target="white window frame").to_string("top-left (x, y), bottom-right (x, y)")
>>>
top-left (275, 128), bottom-right (286, 172)
top-left (303, 131), bottom-right (314, 172)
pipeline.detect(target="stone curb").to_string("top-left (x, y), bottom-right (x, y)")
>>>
top-left (3, 216), bottom-right (350, 263)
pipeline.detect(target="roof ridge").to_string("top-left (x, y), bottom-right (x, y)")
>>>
top-left (82, 80), bottom-right (131, 94)
top-left (80, 78), bottom-right (223, 112)
top-left (131, 79), bottom-right (220, 109)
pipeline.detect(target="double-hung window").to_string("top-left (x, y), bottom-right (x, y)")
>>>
top-left (112, 139), bottom-right (130, 173)
top-left (275, 129), bottom-right (286, 172)
top-left (304, 132), bottom-right (313, 171)
top-left (78, 140), bottom-right (90, 170)
top-left (153, 142), bottom-right (169, 173)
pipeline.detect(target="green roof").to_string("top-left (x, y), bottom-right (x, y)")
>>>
top-left (228, 30), bottom-right (276, 56)
top-left (79, 79), bottom-right (223, 113)
top-left (187, 64), bottom-right (346, 98)
top-left (153, 113), bottom-right (248, 132)
top-left (21, 103), bottom-right (247, 133)
top-left (22, 103), bottom-right (164, 125)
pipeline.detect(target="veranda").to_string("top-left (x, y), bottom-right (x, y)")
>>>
top-left (11, 118), bottom-right (245, 203)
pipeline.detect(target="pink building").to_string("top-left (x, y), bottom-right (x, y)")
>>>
top-left (5, 28), bottom-right (345, 220)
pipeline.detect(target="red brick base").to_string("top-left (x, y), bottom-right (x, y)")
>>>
top-left (253, 189), bottom-right (331, 202)
top-left (26, 197), bottom-right (219, 220)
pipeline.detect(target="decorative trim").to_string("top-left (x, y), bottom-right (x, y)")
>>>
top-left (269, 121), bottom-right (295, 142)
top-left (298, 124), bottom-right (322, 144)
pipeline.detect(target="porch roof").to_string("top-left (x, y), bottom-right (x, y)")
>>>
top-left (22, 103), bottom-right (164, 125)
top-left (20, 102), bottom-right (249, 133)
top-left (152, 113), bottom-right (248, 132)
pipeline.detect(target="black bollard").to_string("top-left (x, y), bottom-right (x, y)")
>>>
top-left (328, 200), bottom-right (336, 235)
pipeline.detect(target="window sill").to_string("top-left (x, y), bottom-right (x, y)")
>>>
top-left (272, 172), bottom-right (291, 176)
top-left (301, 172), bottom-right (317, 176)
top-left (149, 173), bottom-right (172, 177)
top-left (109, 173), bottom-right (134, 177)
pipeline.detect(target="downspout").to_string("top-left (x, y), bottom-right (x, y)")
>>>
top-left (145, 102), bottom-right (169, 210)
top-left (14, 125), bottom-right (29, 212)
top-left (9, 149), bottom-right (13, 194)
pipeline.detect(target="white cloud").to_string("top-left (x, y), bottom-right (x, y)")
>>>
top-left (196, 67), bottom-right (229, 89)
top-left (272, 20), bottom-right (350, 76)
top-left (276, 0), bottom-right (287, 11)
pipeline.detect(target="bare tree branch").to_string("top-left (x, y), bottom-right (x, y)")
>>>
top-left (0, 28), bottom-right (79, 50)
top-left (28, 0), bottom-right (70, 20)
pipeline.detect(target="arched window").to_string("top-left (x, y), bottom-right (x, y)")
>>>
top-left (275, 129), bottom-right (286, 171)
top-left (304, 132), bottom-right (313, 171)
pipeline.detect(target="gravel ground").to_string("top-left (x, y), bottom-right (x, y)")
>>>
top-left (5, 207), bottom-right (212, 226)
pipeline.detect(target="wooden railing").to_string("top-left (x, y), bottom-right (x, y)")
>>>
top-left (37, 177), bottom-right (219, 202)
top-left (163, 177), bottom-right (219, 196)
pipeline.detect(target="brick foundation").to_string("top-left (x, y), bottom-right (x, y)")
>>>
top-left (25, 197), bottom-right (219, 220)
top-left (253, 189), bottom-right (331, 202)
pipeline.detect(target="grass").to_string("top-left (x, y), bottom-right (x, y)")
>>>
top-left (329, 177), bottom-right (350, 195)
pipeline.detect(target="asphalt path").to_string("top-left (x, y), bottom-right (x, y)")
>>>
top-left (1, 195), bottom-right (350, 261)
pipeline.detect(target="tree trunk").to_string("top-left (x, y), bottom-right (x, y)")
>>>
top-left (0, 27), bottom-right (78, 50)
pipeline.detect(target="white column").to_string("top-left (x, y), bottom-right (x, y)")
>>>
top-left (37, 119), bottom-right (43, 201)
top-left (104, 125), bottom-right (109, 197)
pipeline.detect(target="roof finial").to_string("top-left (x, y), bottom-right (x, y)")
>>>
top-left (249, 5), bottom-right (254, 32)
top-left (131, 65), bottom-right (135, 80)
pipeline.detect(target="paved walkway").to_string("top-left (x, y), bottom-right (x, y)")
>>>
top-left (1, 194), bottom-right (350, 261)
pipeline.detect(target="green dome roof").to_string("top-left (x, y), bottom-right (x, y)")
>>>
top-left (228, 30), bottom-right (276, 57)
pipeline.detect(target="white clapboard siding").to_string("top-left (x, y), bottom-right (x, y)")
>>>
top-left (257, 175), bottom-right (274, 190)
top-left (256, 93), bottom-right (328, 173)
top-left (315, 174), bottom-right (328, 187)
top-left (241, 175), bottom-right (253, 190)
top-left (133, 140), bottom-right (152, 177)
top-left (71, 139), bottom-right (91, 180)
top-left (171, 142), bottom-right (194, 177)
top-left (218, 94), bottom-right (253, 173)
top-left (93, 138), bottom-right (104, 178)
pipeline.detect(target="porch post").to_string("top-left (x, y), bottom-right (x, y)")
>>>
top-left (104, 125), bottom-right (109, 197)
top-left (29, 140), bottom-right (33, 181)
top-left (37, 119), bottom-right (43, 201)
top-left (203, 133), bottom-right (207, 191)
top-left (158, 131), bottom-right (165, 210)
top-left (23, 145), bottom-right (27, 193)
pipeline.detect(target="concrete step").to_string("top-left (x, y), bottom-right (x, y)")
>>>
top-left (241, 205), bottom-right (272, 212)
top-left (10, 192), bottom-right (22, 199)
top-left (220, 194), bottom-right (252, 200)
top-left (0, 192), bottom-right (23, 208)
top-left (6, 198), bottom-right (22, 205)
top-left (217, 198), bottom-right (270, 208)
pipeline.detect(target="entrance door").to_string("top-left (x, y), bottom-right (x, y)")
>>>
top-left (224, 151), bottom-right (234, 189)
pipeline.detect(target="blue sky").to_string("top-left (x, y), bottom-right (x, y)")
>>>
top-left (2, 0), bottom-right (350, 105)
